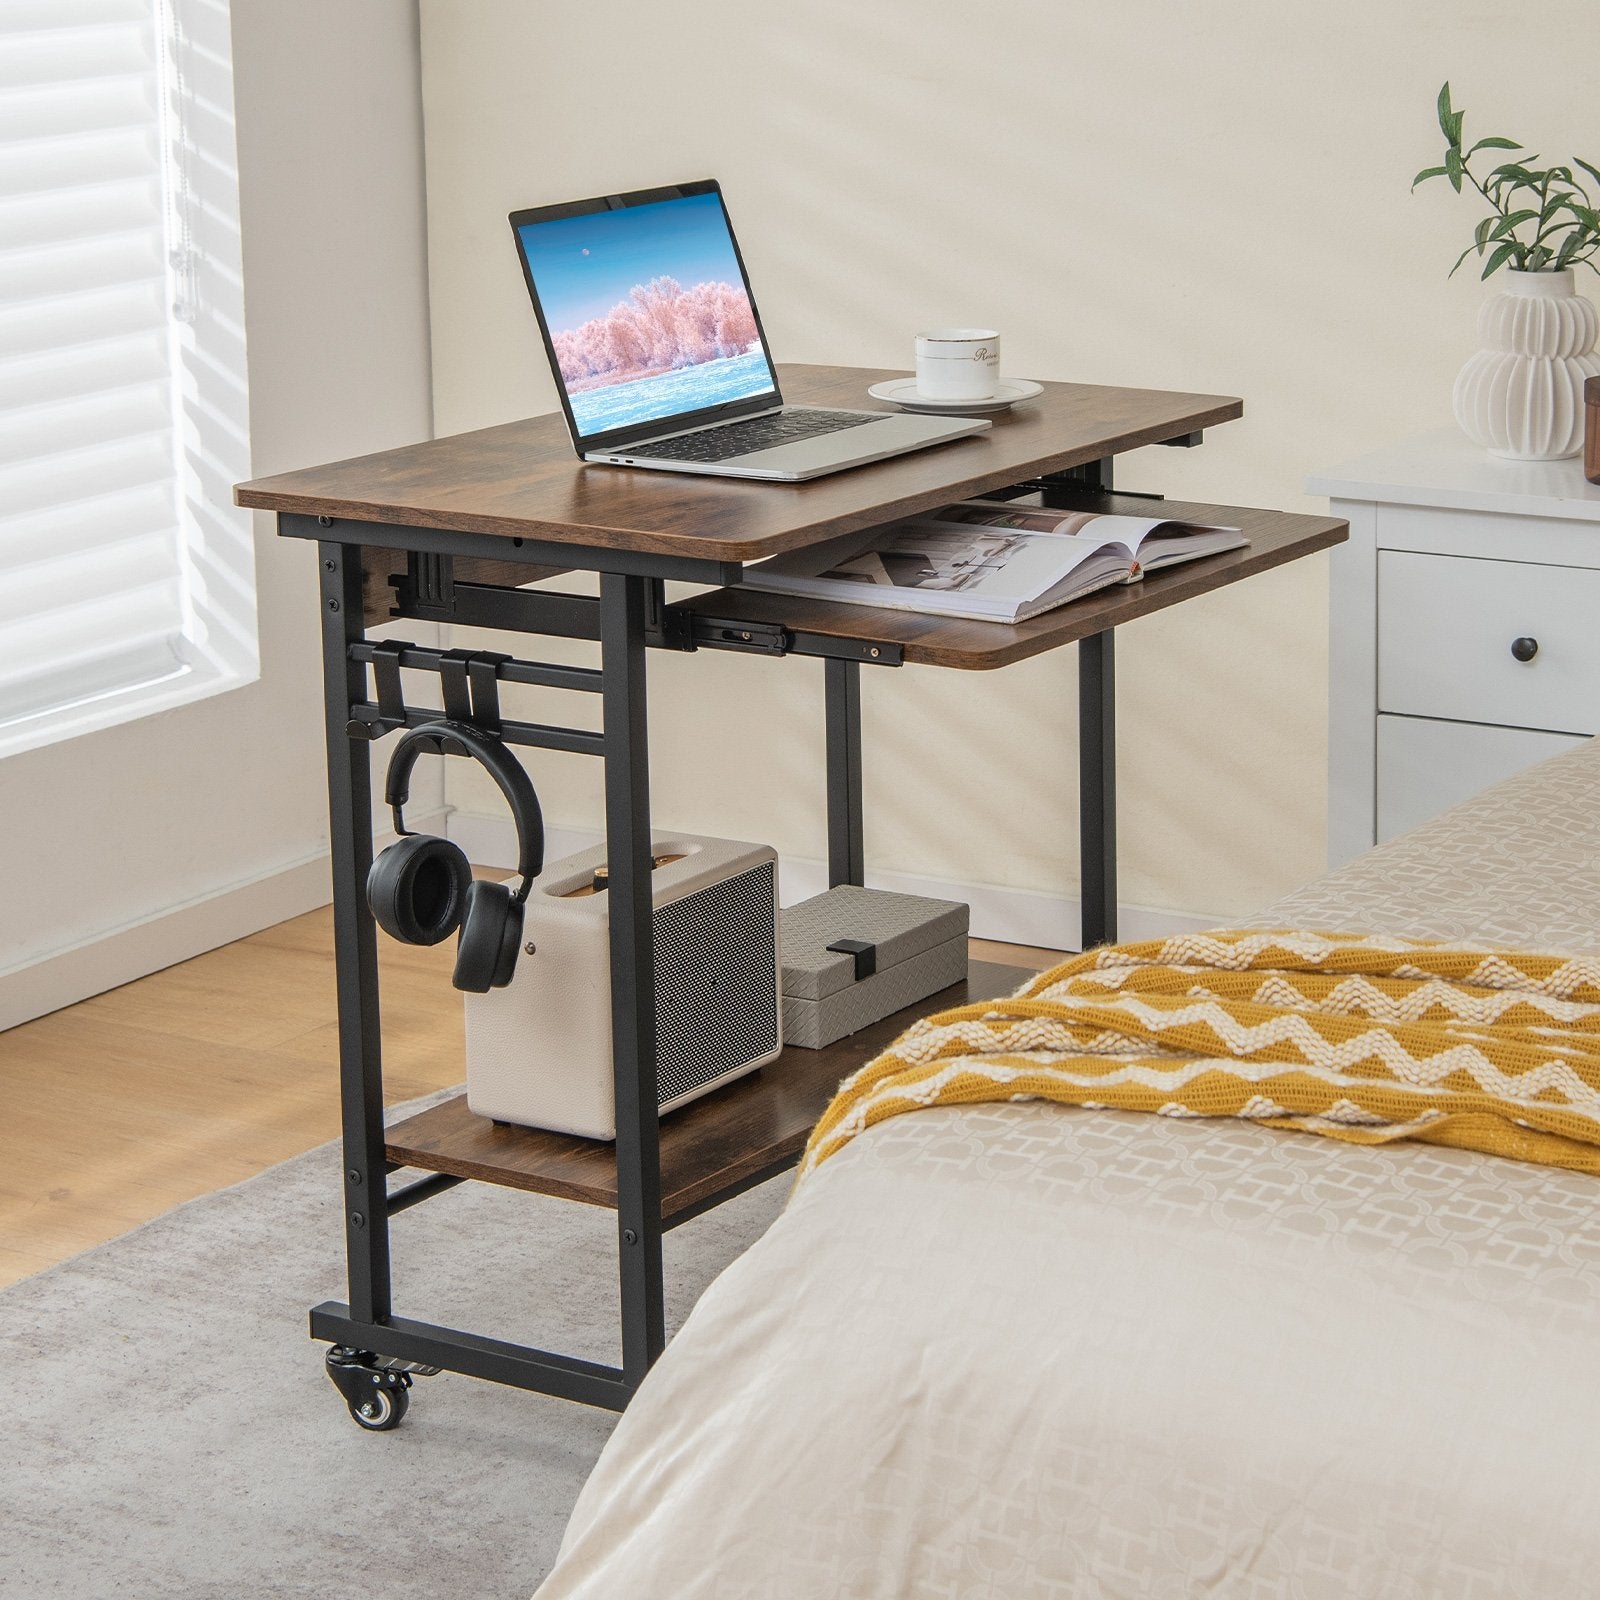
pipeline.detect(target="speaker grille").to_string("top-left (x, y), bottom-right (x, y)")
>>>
top-left (653, 861), bottom-right (778, 1104)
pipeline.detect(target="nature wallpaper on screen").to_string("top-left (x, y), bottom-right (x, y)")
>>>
top-left (517, 192), bottom-right (775, 436)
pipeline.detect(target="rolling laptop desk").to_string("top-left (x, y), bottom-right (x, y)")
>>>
top-left (235, 363), bottom-right (1347, 1428)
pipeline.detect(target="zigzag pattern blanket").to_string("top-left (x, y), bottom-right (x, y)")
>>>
top-left (799, 929), bottom-right (1600, 1180)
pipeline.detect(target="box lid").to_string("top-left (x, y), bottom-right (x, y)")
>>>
top-left (781, 885), bottom-right (969, 1001)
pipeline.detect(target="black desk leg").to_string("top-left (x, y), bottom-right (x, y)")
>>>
top-left (825, 657), bottom-right (865, 887)
top-left (318, 541), bottom-right (392, 1325)
top-left (600, 573), bottom-right (666, 1384)
top-left (1078, 629), bottom-right (1118, 950)
top-left (1039, 457), bottom-right (1119, 950)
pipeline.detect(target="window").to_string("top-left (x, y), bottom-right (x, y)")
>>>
top-left (0, 0), bottom-right (255, 759)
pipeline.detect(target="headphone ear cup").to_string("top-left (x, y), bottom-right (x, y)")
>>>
top-left (367, 835), bottom-right (472, 947)
top-left (453, 879), bottom-right (525, 993)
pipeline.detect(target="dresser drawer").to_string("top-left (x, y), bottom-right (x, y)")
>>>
top-left (1376, 714), bottom-right (1584, 842)
top-left (1377, 550), bottom-right (1600, 733)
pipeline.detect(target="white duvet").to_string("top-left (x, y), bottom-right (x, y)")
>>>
top-left (536, 738), bottom-right (1600, 1598)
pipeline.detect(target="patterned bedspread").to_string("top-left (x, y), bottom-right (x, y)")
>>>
top-left (802, 931), bottom-right (1600, 1181)
top-left (533, 738), bottom-right (1600, 1599)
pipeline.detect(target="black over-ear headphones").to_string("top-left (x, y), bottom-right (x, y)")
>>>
top-left (367, 721), bottom-right (545, 994)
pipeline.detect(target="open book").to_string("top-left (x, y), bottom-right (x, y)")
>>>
top-left (742, 501), bottom-right (1247, 625)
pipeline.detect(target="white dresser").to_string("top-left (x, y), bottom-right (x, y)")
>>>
top-left (1313, 431), bottom-right (1600, 868)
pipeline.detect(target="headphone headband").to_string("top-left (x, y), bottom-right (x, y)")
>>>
top-left (385, 720), bottom-right (544, 894)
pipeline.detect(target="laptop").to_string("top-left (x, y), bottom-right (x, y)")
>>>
top-left (509, 181), bottom-right (991, 480)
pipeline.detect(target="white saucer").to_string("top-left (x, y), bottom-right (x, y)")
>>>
top-left (867, 377), bottom-right (1043, 416)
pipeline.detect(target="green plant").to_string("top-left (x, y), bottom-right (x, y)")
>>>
top-left (1413, 83), bottom-right (1600, 278)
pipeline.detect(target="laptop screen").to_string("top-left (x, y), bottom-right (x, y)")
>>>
top-left (513, 188), bottom-right (779, 443)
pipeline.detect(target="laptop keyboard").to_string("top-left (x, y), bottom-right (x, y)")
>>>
top-left (623, 409), bottom-right (881, 464)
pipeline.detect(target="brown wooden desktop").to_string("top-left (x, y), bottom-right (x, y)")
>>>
top-left (235, 362), bottom-right (1347, 1427)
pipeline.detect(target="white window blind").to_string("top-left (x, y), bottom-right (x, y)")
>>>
top-left (0, 0), bottom-right (255, 754)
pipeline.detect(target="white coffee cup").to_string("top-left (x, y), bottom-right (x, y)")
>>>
top-left (914, 328), bottom-right (1001, 401)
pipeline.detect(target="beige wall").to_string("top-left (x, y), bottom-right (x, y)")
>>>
top-left (419, 0), bottom-right (1595, 920)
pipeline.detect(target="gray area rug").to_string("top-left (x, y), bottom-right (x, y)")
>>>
top-left (2, 1093), bottom-right (787, 1600)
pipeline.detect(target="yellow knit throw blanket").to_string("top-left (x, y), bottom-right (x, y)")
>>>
top-left (798, 929), bottom-right (1600, 1181)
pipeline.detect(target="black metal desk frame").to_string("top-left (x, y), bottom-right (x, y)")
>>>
top-left (297, 450), bottom-right (1154, 1418)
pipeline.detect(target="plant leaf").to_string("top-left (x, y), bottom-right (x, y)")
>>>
top-left (1575, 156), bottom-right (1600, 191)
top-left (1467, 136), bottom-right (1521, 156)
top-left (1474, 214), bottom-right (1495, 249)
top-left (1546, 196), bottom-right (1600, 230)
top-left (1446, 147), bottom-right (1463, 192)
top-left (1487, 172), bottom-right (1536, 202)
top-left (1481, 240), bottom-right (1518, 279)
top-left (1448, 243), bottom-right (1478, 278)
top-left (1487, 216), bottom-right (1527, 248)
top-left (1411, 164), bottom-right (1448, 189)
top-left (1437, 82), bottom-right (1455, 142)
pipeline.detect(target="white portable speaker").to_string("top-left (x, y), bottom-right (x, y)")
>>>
top-left (464, 834), bottom-right (781, 1140)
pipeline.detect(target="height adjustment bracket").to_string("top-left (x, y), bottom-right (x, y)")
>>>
top-left (392, 551), bottom-right (457, 618)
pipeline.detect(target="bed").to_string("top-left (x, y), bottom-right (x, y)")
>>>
top-left (534, 738), bottom-right (1600, 1599)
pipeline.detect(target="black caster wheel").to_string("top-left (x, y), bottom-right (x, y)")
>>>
top-left (324, 1345), bottom-right (434, 1432)
top-left (349, 1381), bottom-right (409, 1432)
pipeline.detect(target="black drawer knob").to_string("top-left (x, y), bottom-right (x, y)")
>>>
top-left (1510, 636), bottom-right (1539, 662)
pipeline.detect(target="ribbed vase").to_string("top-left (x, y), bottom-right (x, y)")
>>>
top-left (1453, 268), bottom-right (1600, 460)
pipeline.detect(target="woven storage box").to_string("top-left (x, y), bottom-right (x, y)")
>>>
top-left (780, 885), bottom-right (969, 1049)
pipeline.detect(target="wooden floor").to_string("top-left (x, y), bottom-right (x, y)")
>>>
top-left (0, 913), bottom-right (1060, 1291)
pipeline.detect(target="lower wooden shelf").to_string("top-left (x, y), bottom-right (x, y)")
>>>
top-left (385, 959), bottom-right (1032, 1222)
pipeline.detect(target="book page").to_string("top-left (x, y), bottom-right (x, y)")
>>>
top-left (937, 503), bottom-right (1106, 538)
top-left (940, 501), bottom-right (1241, 558)
top-left (812, 524), bottom-right (1113, 606)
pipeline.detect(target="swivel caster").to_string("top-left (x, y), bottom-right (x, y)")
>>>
top-left (324, 1345), bottom-right (437, 1432)
top-left (350, 1379), bottom-right (409, 1431)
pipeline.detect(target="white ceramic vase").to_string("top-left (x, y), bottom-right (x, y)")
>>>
top-left (1452, 268), bottom-right (1600, 460)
